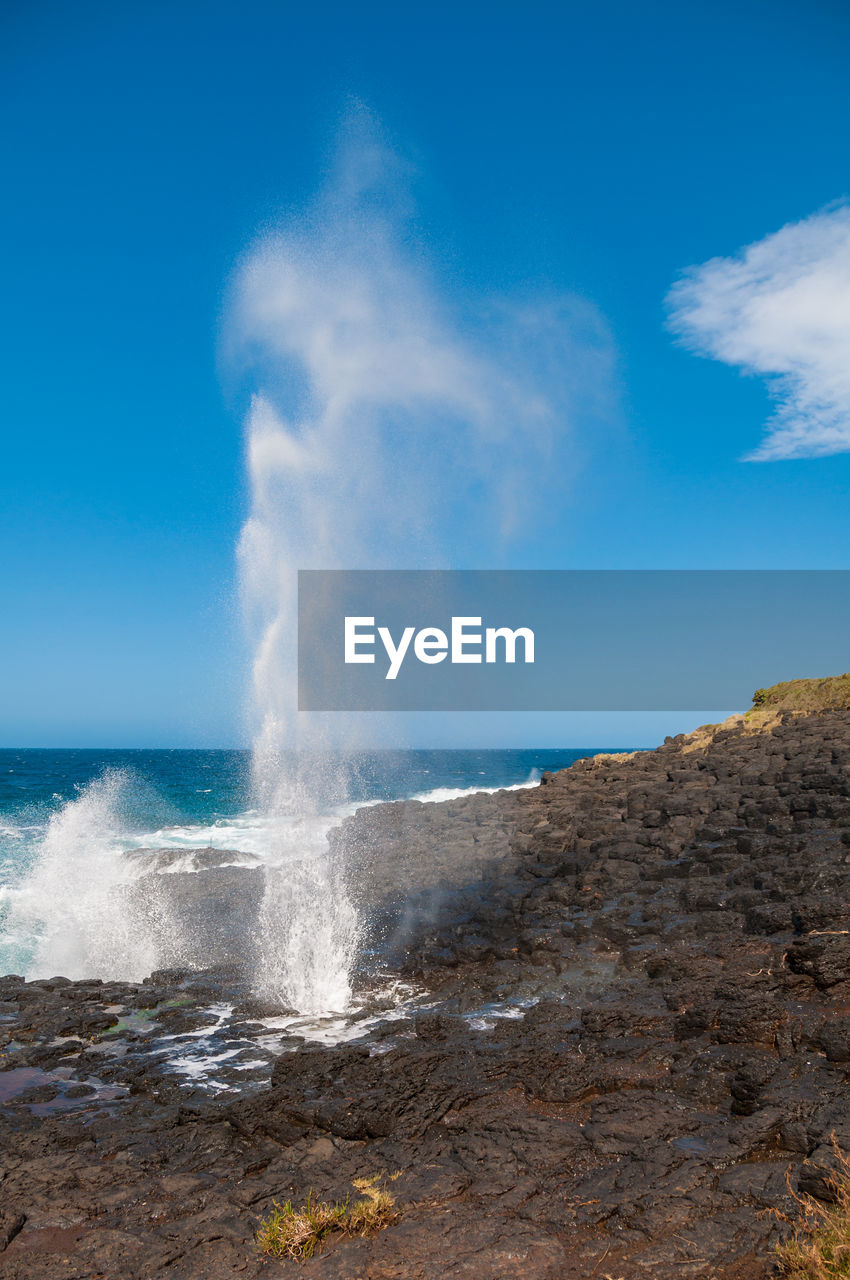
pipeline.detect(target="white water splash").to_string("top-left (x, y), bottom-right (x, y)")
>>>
top-left (231, 110), bottom-right (615, 1014)
top-left (4, 771), bottom-right (157, 981)
top-left (254, 821), bottom-right (358, 1013)
top-left (406, 769), bottom-right (542, 806)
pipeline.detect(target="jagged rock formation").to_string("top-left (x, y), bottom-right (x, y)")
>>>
top-left (1, 702), bottom-right (850, 1278)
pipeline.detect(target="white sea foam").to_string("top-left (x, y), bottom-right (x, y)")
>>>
top-left (2, 771), bottom-right (158, 981)
top-left (406, 770), bottom-right (541, 805)
top-left (100, 770), bottom-right (539, 871)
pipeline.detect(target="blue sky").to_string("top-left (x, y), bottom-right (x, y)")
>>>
top-left (1, 0), bottom-right (849, 747)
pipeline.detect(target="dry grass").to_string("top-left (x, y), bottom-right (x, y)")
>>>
top-left (680, 672), bottom-right (850, 754)
top-left (777, 1142), bottom-right (850, 1278)
top-left (750, 674), bottom-right (850, 715)
top-left (256, 1173), bottom-right (400, 1260)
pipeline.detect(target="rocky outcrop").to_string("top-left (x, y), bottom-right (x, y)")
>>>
top-left (2, 707), bottom-right (850, 1278)
top-left (122, 848), bottom-right (265, 969)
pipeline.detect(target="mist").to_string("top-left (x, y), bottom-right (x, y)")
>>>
top-left (231, 109), bottom-right (616, 783)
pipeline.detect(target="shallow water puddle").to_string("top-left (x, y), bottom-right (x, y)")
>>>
top-left (0, 1066), bottom-right (47, 1102)
top-left (100, 1008), bottom-right (160, 1036)
top-left (0, 1065), bottom-right (126, 1113)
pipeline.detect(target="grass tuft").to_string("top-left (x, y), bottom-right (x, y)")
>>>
top-left (256, 1173), bottom-right (400, 1260)
top-left (777, 1141), bottom-right (850, 1278)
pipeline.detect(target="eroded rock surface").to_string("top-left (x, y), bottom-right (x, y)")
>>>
top-left (2, 709), bottom-right (850, 1278)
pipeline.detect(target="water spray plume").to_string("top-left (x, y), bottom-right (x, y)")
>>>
top-left (0, 117), bottom-right (613, 1006)
top-left (233, 110), bottom-right (615, 1014)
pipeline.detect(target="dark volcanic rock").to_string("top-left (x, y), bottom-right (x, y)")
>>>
top-left (122, 846), bottom-right (263, 873)
top-left (2, 708), bottom-right (850, 1278)
top-left (123, 862), bottom-right (265, 969)
top-left (785, 933), bottom-right (850, 989)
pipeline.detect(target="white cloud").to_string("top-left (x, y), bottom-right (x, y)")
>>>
top-left (667, 204), bottom-right (850, 460)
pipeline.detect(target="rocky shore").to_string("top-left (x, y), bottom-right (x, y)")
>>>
top-left (2, 694), bottom-right (850, 1278)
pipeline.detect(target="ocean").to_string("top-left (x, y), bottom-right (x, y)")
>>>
top-left (0, 746), bottom-right (627, 986)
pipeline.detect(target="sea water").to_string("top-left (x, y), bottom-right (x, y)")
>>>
top-left (0, 747), bottom-right (621, 995)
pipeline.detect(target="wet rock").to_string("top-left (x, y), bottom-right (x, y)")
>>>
top-left (123, 846), bottom-right (262, 873)
top-left (124, 867), bottom-right (265, 969)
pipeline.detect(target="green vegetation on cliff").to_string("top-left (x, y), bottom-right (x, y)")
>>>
top-left (750, 674), bottom-right (850, 714)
